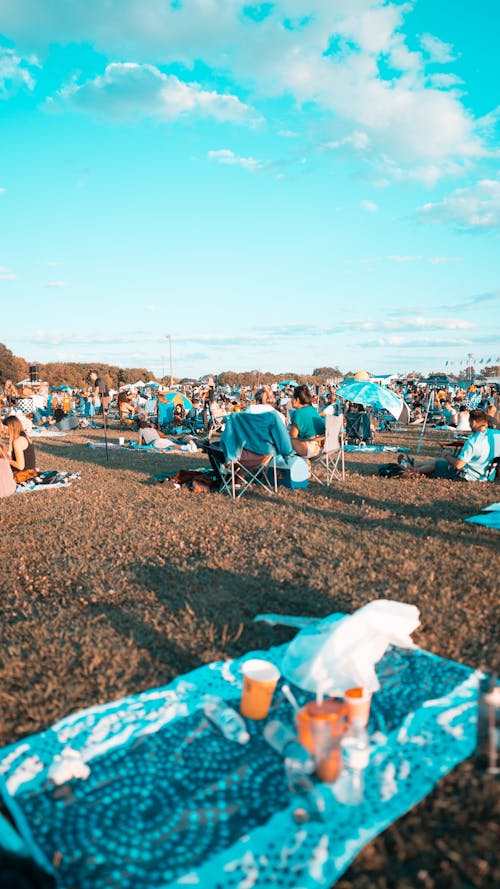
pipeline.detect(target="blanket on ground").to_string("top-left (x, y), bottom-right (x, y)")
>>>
top-left (465, 502), bottom-right (500, 530)
top-left (0, 622), bottom-right (479, 889)
top-left (344, 445), bottom-right (409, 453)
top-left (16, 471), bottom-right (81, 494)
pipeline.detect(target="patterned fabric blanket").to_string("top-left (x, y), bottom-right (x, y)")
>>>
top-left (0, 631), bottom-right (479, 889)
top-left (344, 445), bottom-right (409, 453)
top-left (16, 471), bottom-right (81, 494)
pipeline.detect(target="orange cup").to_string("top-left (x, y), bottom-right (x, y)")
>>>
top-left (239, 659), bottom-right (280, 720)
top-left (344, 687), bottom-right (372, 727)
top-left (295, 700), bottom-right (347, 783)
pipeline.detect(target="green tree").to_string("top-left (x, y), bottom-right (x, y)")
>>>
top-left (0, 342), bottom-right (28, 384)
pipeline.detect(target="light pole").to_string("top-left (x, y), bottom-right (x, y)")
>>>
top-left (166, 334), bottom-right (173, 388)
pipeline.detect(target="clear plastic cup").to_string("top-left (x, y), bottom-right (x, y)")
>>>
top-left (295, 700), bottom-right (347, 782)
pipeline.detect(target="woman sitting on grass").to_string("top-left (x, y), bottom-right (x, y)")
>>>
top-left (137, 419), bottom-right (197, 452)
top-left (1, 415), bottom-right (37, 483)
top-left (289, 384), bottom-right (325, 457)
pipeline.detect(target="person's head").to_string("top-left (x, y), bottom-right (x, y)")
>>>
top-left (293, 384), bottom-right (312, 407)
top-left (2, 415), bottom-right (24, 442)
top-left (255, 385), bottom-right (274, 405)
top-left (138, 417), bottom-right (152, 429)
top-left (486, 404), bottom-right (497, 416)
top-left (469, 409), bottom-right (489, 431)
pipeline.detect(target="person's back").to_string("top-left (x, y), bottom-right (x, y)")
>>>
top-left (455, 407), bottom-right (471, 432)
top-left (459, 426), bottom-right (500, 481)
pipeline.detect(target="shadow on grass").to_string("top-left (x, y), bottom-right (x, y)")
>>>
top-left (88, 561), bottom-right (345, 675)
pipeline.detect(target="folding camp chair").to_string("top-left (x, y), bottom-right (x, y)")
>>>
top-left (210, 411), bottom-right (293, 499)
top-left (309, 413), bottom-right (345, 485)
top-left (345, 410), bottom-right (373, 445)
top-left (219, 452), bottom-right (278, 499)
top-left (207, 402), bottom-right (228, 440)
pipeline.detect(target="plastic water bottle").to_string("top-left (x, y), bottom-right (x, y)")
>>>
top-left (263, 720), bottom-right (315, 774)
top-left (333, 718), bottom-right (370, 805)
top-left (475, 673), bottom-right (500, 776)
top-left (203, 699), bottom-right (250, 744)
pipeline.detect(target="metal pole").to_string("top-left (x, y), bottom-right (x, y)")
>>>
top-left (416, 389), bottom-right (434, 454)
top-left (168, 334), bottom-right (173, 388)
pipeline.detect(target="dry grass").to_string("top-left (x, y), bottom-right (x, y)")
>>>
top-left (1, 422), bottom-right (499, 888)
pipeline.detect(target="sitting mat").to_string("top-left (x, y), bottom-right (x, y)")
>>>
top-left (0, 636), bottom-right (479, 889)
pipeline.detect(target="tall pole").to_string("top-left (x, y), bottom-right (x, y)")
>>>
top-left (167, 334), bottom-right (173, 388)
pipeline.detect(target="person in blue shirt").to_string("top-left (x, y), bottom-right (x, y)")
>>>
top-left (400, 410), bottom-right (500, 481)
top-left (289, 385), bottom-right (325, 458)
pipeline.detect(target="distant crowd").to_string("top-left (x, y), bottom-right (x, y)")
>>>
top-left (1, 372), bottom-right (499, 497)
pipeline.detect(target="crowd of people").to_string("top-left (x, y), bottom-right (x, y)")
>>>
top-left (0, 373), bottom-right (499, 498)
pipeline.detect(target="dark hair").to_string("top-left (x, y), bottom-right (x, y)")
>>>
top-left (469, 409), bottom-right (488, 424)
top-left (293, 384), bottom-right (312, 406)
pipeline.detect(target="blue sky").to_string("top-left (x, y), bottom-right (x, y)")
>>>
top-left (1, 0), bottom-right (499, 379)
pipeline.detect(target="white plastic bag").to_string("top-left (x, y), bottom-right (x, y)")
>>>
top-left (281, 600), bottom-right (420, 697)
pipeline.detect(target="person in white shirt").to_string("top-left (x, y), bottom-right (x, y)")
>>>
top-left (246, 386), bottom-right (287, 424)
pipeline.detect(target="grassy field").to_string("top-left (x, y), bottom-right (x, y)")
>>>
top-left (1, 422), bottom-right (498, 888)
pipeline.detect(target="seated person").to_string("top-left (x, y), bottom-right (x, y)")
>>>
top-left (486, 404), bottom-right (500, 429)
top-left (118, 389), bottom-right (135, 423)
top-left (0, 441), bottom-right (16, 498)
top-left (289, 384), bottom-right (325, 457)
top-left (439, 400), bottom-right (458, 426)
top-left (399, 410), bottom-right (500, 481)
top-left (137, 419), bottom-right (196, 451)
top-left (409, 406), bottom-right (424, 425)
top-left (1, 415), bottom-right (37, 483)
top-left (204, 405), bottom-right (295, 479)
top-left (455, 406), bottom-right (471, 432)
top-left (246, 385), bottom-right (286, 425)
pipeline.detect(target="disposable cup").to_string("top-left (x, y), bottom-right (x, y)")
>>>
top-left (295, 700), bottom-right (347, 783)
top-left (344, 687), bottom-right (372, 727)
top-left (239, 659), bottom-right (280, 720)
top-left (118, 436), bottom-right (125, 446)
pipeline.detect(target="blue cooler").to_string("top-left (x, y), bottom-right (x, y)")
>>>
top-left (276, 455), bottom-right (309, 489)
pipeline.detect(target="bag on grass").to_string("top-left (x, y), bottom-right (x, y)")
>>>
top-left (378, 462), bottom-right (417, 479)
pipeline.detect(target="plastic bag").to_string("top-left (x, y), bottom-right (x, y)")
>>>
top-left (281, 600), bottom-right (420, 697)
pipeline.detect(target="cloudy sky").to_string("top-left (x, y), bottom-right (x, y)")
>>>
top-left (1, 0), bottom-right (499, 378)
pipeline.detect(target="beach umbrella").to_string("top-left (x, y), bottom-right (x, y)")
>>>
top-left (336, 380), bottom-right (409, 422)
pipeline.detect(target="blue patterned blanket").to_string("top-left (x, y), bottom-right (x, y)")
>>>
top-left (0, 632), bottom-right (479, 889)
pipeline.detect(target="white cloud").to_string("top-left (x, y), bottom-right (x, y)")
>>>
top-left (0, 45), bottom-right (37, 97)
top-left (387, 255), bottom-right (421, 263)
top-left (419, 33), bottom-right (457, 64)
top-left (428, 256), bottom-right (462, 265)
top-left (428, 73), bottom-right (463, 90)
top-left (0, 265), bottom-right (16, 280)
top-left (0, 1), bottom-right (493, 182)
top-left (208, 148), bottom-right (263, 171)
top-left (43, 280), bottom-right (68, 287)
top-left (420, 178), bottom-right (500, 228)
top-left (361, 199), bottom-right (378, 212)
top-left (0, 187), bottom-right (5, 193)
top-left (47, 61), bottom-right (258, 125)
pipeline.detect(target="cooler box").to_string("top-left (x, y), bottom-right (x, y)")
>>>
top-left (276, 455), bottom-right (309, 489)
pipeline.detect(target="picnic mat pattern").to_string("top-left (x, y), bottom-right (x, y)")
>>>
top-left (0, 635), bottom-right (479, 889)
